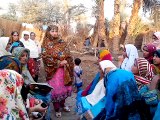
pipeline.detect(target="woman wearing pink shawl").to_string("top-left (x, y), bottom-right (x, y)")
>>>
top-left (152, 32), bottom-right (160, 49)
top-left (142, 43), bottom-right (156, 64)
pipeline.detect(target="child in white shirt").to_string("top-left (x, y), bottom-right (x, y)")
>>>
top-left (74, 58), bottom-right (83, 92)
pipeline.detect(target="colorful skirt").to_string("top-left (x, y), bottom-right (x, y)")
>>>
top-left (48, 68), bottom-right (72, 102)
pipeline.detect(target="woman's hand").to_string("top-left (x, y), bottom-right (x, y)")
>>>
top-left (60, 60), bottom-right (68, 66)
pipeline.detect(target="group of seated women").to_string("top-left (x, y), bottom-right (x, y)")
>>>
top-left (76, 42), bottom-right (160, 120)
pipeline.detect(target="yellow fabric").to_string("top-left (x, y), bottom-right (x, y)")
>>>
top-left (99, 50), bottom-right (110, 60)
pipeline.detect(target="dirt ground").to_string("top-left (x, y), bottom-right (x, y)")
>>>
top-left (38, 53), bottom-right (99, 120)
top-left (38, 49), bottom-right (143, 120)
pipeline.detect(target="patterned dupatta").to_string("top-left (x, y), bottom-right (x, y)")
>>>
top-left (134, 58), bottom-right (154, 85)
top-left (42, 38), bottom-right (74, 85)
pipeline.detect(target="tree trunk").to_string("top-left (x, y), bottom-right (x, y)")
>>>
top-left (93, 20), bottom-right (99, 47)
top-left (125, 0), bottom-right (142, 44)
top-left (97, 0), bottom-right (107, 47)
top-left (112, 0), bottom-right (121, 53)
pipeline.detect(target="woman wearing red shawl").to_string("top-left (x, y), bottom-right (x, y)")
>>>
top-left (42, 25), bottom-right (74, 117)
top-left (143, 43), bottom-right (156, 64)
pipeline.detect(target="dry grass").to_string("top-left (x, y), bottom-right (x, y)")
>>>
top-left (0, 18), bottom-right (21, 36)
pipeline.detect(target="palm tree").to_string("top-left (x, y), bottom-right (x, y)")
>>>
top-left (124, 0), bottom-right (160, 44)
top-left (112, 0), bottom-right (121, 53)
top-left (125, 0), bottom-right (142, 44)
top-left (93, 0), bottom-right (107, 47)
top-left (97, 0), bottom-right (107, 47)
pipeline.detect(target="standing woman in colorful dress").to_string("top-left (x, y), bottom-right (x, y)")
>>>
top-left (42, 25), bottom-right (74, 118)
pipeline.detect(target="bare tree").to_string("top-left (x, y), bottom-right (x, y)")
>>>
top-left (17, 0), bottom-right (86, 36)
top-left (1, 3), bottom-right (18, 21)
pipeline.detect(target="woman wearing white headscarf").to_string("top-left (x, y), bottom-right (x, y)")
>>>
top-left (0, 37), bottom-right (11, 57)
top-left (120, 44), bottom-right (139, 71)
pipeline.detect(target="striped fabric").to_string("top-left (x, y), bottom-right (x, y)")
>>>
top-left (135, 58), bottom-right (154, 85)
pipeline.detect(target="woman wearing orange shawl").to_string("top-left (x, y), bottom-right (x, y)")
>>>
top-left (42, 25), bottom-right (74, 117)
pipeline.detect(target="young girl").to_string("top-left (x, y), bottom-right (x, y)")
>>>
top-left (74, 58), bottom-right (83, 92)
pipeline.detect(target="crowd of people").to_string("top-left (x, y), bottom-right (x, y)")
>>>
top-left (76, 32), bottom-right (160, 120)
top-left (0, 25), bottom-right (160, 120)
top-left (0, 25), bottom-right (74, 119)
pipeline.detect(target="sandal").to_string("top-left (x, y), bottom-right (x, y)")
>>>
top-left (55, 112), bottom-right (61, 118)
top-left (63, 106), bottom-right (71, 112)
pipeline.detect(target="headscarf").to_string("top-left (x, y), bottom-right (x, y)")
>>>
top-left (0, 55), bottom-right (22, 74)
top-left (99, 49), bottom-right (112, 61)
top-left (134, 58), bottom-right (154, 85)
top-left (0, 37), bottom-right (11, 57)
top-left (85, 60), bottom-right (117, 106)
top-left (12, 47), bottom-right (30, 61)
top-left (152, 32), bottom-right (160, 49)
top-left (43, 25), bottom-right (59, 40)
top-left (0, 69), bottom-right (29, 119)
top-left (154, 32), bottom-right (160, 40)
top-left (121, 44), bottom-right (139, 71)
top-left (143, 44), bottom-right (156, 64)
top-left (12, 47), bottom-right (35, 84)
top-left (21, 31), bottom-right (30, 38)
top-left (99, 60), bottom-right (117, 73)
